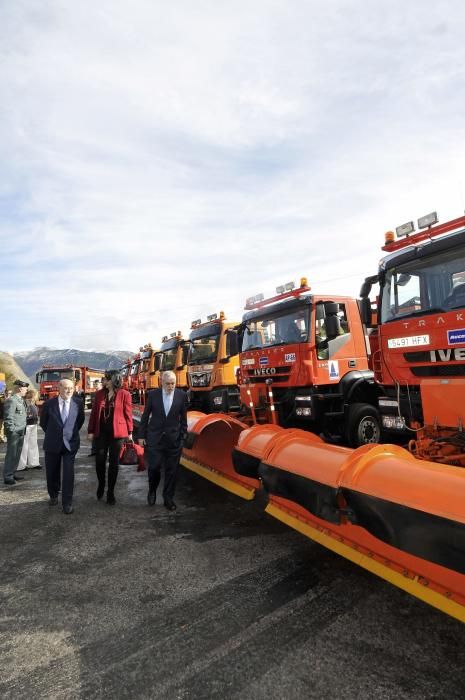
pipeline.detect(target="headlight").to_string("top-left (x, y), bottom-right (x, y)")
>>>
top-left (382, 415), bottom-right (405, 430)
top-left (190, 372), bottom-right (212, 387)
top-left (296, 407), bottom-right (312, 417)
top-left (213, 396), bottom-right (223, 406)
top-left (296, 396), bottom-right (313, 401)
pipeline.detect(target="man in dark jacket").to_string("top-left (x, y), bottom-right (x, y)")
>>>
top-left (40, 379), bottom-right (85, 514)
top-left (138, 370), bottom-right (188, 510)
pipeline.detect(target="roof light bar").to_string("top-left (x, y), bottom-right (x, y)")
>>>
top-left (396, 221), bottom-right (415, 238)
top-left (170, 332), bottom-right (177, 338)
top-left (246, 293), bottom-right (264, 306)
top-left (162, 336), bottom-right (168, 342)
top-left (207, 313), bottom-right (218, 321)
top-left (417, 211), bottom-right (438, 229)
top-left (191, 319), bottom-right (201, 328)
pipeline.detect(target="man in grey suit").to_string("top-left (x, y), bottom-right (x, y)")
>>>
top-left (3, 379), bottom-right (28, 485)
top-left (39, 379), bottom-right (85, 514)
top-left (138, 371), bottom-right (188, 510)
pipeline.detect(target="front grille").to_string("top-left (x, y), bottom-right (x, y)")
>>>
top-left (404, 351), bottom-right (430, 362)
top-left (410, 364), bottom-right (465, 377)
top-left (245, 366), bottom-right (292, 384)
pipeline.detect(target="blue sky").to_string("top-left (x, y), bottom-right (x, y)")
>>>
top-left (2, 0), bottom-right (465, 353)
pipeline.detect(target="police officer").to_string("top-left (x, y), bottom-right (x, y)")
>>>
top-left (3, 379), bottom-right (29, 485)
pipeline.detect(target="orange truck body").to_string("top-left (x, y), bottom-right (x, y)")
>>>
top-left (237, 280), bottom-right (381, 447)
top-left (360, 213), bottom-right (465, 465)
top-left (36, 365), bottom-right (105, 408)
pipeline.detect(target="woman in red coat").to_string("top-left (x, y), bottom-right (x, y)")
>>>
top-left (87, 370), bottom-right (133, 505)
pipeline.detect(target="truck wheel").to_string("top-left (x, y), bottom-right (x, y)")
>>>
top-left (346, 403), bottom-right (380, 447)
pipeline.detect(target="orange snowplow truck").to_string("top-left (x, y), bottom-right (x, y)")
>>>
top-left (187, 312), bottom-right (240, 413)
top-left (126, 345), bottom-right (162, 405)
top-left (36, 365), bottom-right (105, 408)
top-left (236, 277), bottom-right (381, 446)
top-left (158, 332), bottom-right (188, 390)
top-left (360, 211), bottom-right (465, 465)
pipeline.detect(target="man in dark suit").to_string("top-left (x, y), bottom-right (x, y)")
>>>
top-left (138, 370), bottom-right (188, 510)
top-left (39, 379), bottom-right (85, 514)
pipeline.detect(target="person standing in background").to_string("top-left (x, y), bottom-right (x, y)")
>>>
top-left (87, 370), bottom-right (133, 506)
top-left (3, 379), bottom-right (28, 485)
top-left (88, 379), bottom-right (102, 457)
top-left (0, 394), bottom-right (6, 443)
top-left (17, 388), bottom-right (41, 471)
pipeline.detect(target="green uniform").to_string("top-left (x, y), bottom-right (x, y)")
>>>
top-left (3, 393), bottom-right (27, 481)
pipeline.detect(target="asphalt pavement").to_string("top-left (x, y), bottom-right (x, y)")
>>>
top-left (0, 424), bottom-right (464, 699)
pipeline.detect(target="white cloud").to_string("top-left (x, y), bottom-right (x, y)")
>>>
top-left (1, 0), bottom-right (465, 352)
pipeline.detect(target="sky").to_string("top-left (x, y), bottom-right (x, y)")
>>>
top-left (2, 0), bottom-right (465, 354)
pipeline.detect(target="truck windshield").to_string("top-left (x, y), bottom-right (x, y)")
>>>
top-left (38, 370), bottom-right (74, 382)
top-left (380, 242), bottom-right (465, 322)
top-left (242, 308), bottom-right (310, 350)
top-left (160, 348), bottom-right (177, 371)
top-left (187, 332), bottom-right (220, 365)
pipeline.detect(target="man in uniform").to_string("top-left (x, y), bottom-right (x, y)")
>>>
top-left (3, 379), bottom-right (28, 485)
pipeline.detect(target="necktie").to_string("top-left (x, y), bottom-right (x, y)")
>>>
top-left (61, 400), bottom-right (68, 424)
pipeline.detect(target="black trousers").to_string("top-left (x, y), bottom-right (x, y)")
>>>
top-left (146, 443), bottom-right (181, 501)
top-left (95, 434), bottom-right (123, 494)
top-left (45, 449), bottom-right (76, 507)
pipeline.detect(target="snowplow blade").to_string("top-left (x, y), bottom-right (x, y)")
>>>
top-left (236, 425), bottom-right (465, 623)
top-left (181, 412), bottom-right (256, 500)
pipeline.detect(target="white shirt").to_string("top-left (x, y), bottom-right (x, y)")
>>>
top-left (162, 390), bottom-right (173, 416)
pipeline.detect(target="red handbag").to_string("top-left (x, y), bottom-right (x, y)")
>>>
top-left (119, 440), bottom-right (138, 465)
top-left (119, 440), bottom-right (146, 471)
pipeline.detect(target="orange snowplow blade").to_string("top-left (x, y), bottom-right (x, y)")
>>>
top-left (181, 412), bottom-right (257, 500)
top-left (233, 425), bottom-right (465, 623)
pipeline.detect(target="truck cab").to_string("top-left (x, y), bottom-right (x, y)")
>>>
top-left (238, 278), bottom-right (380, 446)
top-left (360, 212), bottom-right (465, 458)
top-left (139, 343), bottom-right (162, 392)
top-left (158, 332), bottom-right (188, 391)
top-left (187, 312), bottom-right (240, 413)
top-left (36, 365), bottom-right (104, 408)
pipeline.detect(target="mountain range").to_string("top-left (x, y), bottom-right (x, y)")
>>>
top-left (13, 347), bottom-right (133, 380)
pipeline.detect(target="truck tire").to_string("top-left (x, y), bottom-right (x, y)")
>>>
top-left (346, 402), bottom-right (380, 447)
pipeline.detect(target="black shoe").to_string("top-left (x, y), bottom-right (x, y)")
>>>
top-left (4, 478), bottom-right (16, 486)
top-left (96, 484), bottom-right (104, 500)
top-left (63, 504), bottom-right (74, 514)
top-left (14, 474), bottom-right (25, 481)
top-left (147, 488), bottom-right (156, 506)
top-left (32, 465), bottom-right (42, 470)
top-left (164, 499), bottom-right (177, 511)
top-left (106, 492), bottom-right (116, 506)
top-left (89, 452), bottom-right (96, 457)
top-left (49, 496), bottom-right (58, 506)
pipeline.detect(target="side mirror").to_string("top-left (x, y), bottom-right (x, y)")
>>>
top-left (359, 297), bottom-right (372, 326)
top-left (226, 330), bottom-right (239, 358)
top-left (359, 275), bottom-right (377, 298)
top-left (325, 314), bottom-right (340, 339)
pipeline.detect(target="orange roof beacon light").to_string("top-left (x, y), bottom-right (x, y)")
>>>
top-left (384, 230), bottom-right (396, 245)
